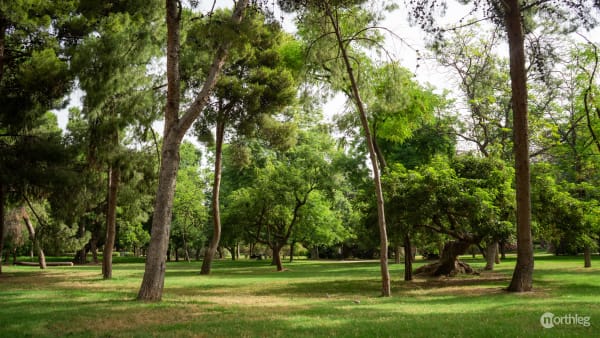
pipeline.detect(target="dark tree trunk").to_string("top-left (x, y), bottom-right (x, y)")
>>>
top-left (404, 234), bottom-right (413, 281)
top-left (289, 240), bottom-right (295, 263)
top-left (427, 240), bottom-right (472, 276)
top-left (0, 184), bottom-right (5, 274)
top-left (484, 242), bottom-right (497, 271)
top-left (584, 246), bottom-right (592, 268)
top-left (311, 246), bottom-right (319, 260)
top-left (273, 245), bottom-right (283, 271)
top-left (74, 223), bottom-right (87, 264)
top-left (201, 120), bottom-right (225, 275)
top-left (325, 4), bottom-right (390, 296)
top-left (102, 166), bottom-right (120, 279)
top-left (505, 0), bottom-right (534, 292)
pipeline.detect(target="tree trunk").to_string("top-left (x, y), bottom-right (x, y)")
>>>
top-left (21, 207), bottom-right (46, 269)
top-left (273, 245), bottom-right (284, 271)
top-left (74, 223), bottom-right (87, 264)
top-left (500, 240), bottom-right (506, 259)
top-left (505, 0), bottom-right (534, 292)
top-left (584, 245), bottom-right (592, 268)
top-left (433, 240), bottom-right (472, 276)
top-left (484, 242), bottom-right (497, 271)
top-left (311, 246), bottom-right (319, 260)
top-left (137, 0), bottom-right (249, 302)
top-left (102, 165), bottom-right (120, 279)
top-left (0, 184), bottom-right (5, 274)
top-left (289, 240), bottom-right (295, 263)
top-left (404, 234), bottom-right (413, 281)
top-left (201, 120), bottom-right (225, 275)
top-left (325, 4), bottom-right (390, 297)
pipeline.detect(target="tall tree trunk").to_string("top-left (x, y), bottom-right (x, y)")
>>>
top-left (0, 184), bottom-right (5, 274)
top-left (201, 120), bottom-right (225, 275)
top-left (499, 240), bottom-right (506, 259)
top-left (103, 165), bottom-right (120, 279)
top-left (505, 0), bottom-right (534, 292)
top-left (584, 245), bottom-right (592, 268)
top-left (137, 0), bottom-right (249, 301)
top-left (404, 234), bottom-right (413, 281)
top-left (394, 244), bottom-right (401, 264)
top-left (484, 242), bottom-right (497, 271)
top-left (324, 4), bottom-right (391, 297)
top-left (21, 207), bottom-right (46, 269)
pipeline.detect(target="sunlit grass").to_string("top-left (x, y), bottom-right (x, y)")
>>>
top-left (1, 254), bottom-right (598, 337)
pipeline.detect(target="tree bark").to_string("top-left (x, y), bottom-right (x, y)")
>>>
top-left (324, 4), bottom-right (391, 297)
top-left (433, 240), bottom-right (472, 276)
top-left (505, 0), bottom-right (534, 292)
top-left (201, 120), bottom-right (225, 275)
top-left (289, 240), bottom-right (295, 263)
top-left (584, 245), bottom-right (592, 268)
top-left (484, 242), bottom-right (497, 271)
top-left (404, 234), bottom-right (413, 281)
top-left (137, 0), bottom-right (249, 302)
top-left (103, 165), bottom-right (120, 279)
top-left (273, 245), bottom-right (284, 271)
top-left (0, 184), bottom-right (5, 274)
top-left (21, 207), bottom-right (46, 269)
top-left (394, 245), bottom-right (401, 264)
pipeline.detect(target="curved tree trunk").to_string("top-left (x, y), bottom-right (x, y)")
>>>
top-left (21, 207), bottom-right (46, 269)
top-left (201, 120), bottom-right (225, 275)
top-left (272, 245), bottom-right (283, 271)
top-left (505, 0), bottom-right (534, 292)
top-left (103, 165), bottom-right (120, 279)
top-left (324, 4), bottom-right (390, 297)
top-left (414, 240), bottom-right (474, 277)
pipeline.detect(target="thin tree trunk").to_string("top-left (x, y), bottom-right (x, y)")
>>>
top-left (0, 184), bottom-right (5, 274)
top-left (21, 207), bottom-right (46, 269)
top-left (74, 223), bottom-right (87, 264)
top-left (289, 240), bottom-right (295, 263)
top-left (584, 245), bottom-right (592, 268)
top-left (103, 165), bottom-right (120, 279)
top-left (394, 245), bottom-right (401, 264)
top-left (404, 234), bottom-right (413, 281)
top-left (484, 242), bottom-right (497, 271)
top-left (505, 0), bottom-right (534, 292)
top-left (500, 240), bottom-right (506, 259)
top-left (201, 120), bottom-right (225, 275)
top-left (325, 4), bottom-right (391, 297)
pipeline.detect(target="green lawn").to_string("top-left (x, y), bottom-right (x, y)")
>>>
top-left (0, 254), bottom-right (598, 337)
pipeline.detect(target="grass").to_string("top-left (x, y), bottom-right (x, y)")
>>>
top-left (1, 254), bottom-right (599, 337)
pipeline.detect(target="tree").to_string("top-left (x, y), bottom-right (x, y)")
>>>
top-left (224, 126), bottom-right (341, 271)
top-left (0, 0), bottom-right (74, 274)
top-left (386, 155), bottom-right (514, 276)
top-left (185, 9), bottom-right (298, 274)
top-left (281, 0), bottom-right (397, 297)
top-left (410, 0), bottom-right (600, 292)
top-left (137, 0), bottom-right (251, 301)
top-left (171, 142), bottom-right (207, 262)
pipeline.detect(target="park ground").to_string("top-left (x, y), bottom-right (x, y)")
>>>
top-left (1, 254), bottom-right (599, 337)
